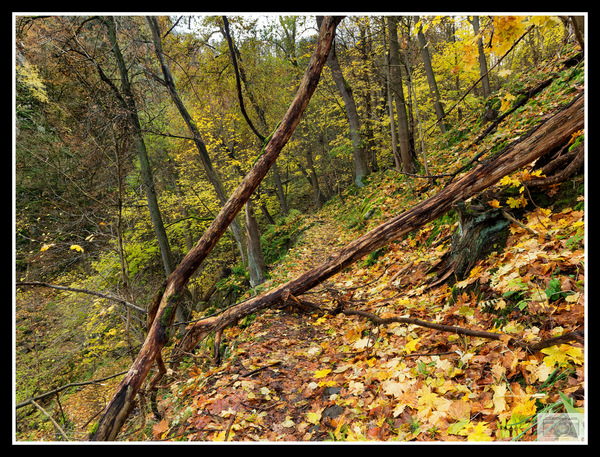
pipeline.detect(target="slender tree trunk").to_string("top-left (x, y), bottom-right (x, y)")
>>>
top-left (469, 16), bottom-right (491, 99)
top-left (90, 16), bottom-right (342, 441)
top-left (415, 16), bottom-right (447, 134)
top-left (245, 200), bottom-right (266, 287)
top-left (317, 16), bottom-right (370, 187)
top-left (387, 16), bottom-right (415, 173)
top-left (381, 19), bottom-right (401, 171)
top-left (358, 20), bottom-right (377, 171)
top-left (147, 16), bottom-right (247, 267)
top-left (221, 16), bottom-right (288, 216)
top-left (104, 17), bottom-right (175, 277)
top-left (570, 16), bottom-right (585, 52)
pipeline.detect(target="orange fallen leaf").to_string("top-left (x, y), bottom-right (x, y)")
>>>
top-left (152, 418), bottom-right (169, 438)
top-left (367, 426), bottom-right (380, 438)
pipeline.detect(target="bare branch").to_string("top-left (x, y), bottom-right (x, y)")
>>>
top-left (16, 281), bottom-right (146, 314)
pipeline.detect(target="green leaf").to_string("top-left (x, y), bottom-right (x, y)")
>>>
top-left (447, 419), bottom-right (469, 435)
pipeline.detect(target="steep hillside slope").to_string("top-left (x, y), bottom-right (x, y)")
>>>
top-left (129, 50), bottom-right (585, 441)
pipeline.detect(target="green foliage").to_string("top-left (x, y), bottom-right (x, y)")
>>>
top-left (261, 209), bottom-right (305, 265)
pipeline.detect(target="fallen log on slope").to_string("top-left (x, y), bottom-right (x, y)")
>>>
top-left (173, 93), bottom-right (584, 361)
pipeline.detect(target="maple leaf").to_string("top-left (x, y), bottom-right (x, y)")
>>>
top-left (507, 195), bottom-right (527, 209)
top-left (447, 400), bottom-right (471, 422)
top-left (152, 418), bottom-right (169, 438)
top-left (382, 380), bottom-right (405, 398)
top-left (465, 422), bottom-right (493, 441)
top-left (500, 174), bottom-right (523, 189)
top-left (488, 199), bottom-right (501, 208)
top-left (353, 337), bottom-right (370, 350)
top-left (541, 344), bottom-right (584, 367)
top-left (512, 397), bottom-right (537, 418)
top-left (404, 336), bottom-right (421, 354)
top-left (70, 244), bottom-right (84, 253)
top-left (348, 380), bottom-right (365, 395)
top-left (500, 93), bottom-right (516, 112)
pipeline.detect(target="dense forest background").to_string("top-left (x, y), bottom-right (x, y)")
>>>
top-left (14, 14), bottom-right (585, 441)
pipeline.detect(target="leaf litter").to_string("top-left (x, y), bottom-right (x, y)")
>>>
top-left (146, 187), bottom-right (584, 442)
top-left (142, 53), bottom-right (585, 441)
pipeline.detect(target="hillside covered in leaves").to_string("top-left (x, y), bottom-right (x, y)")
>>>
top-left (14, 14), bottom-right (585, 442)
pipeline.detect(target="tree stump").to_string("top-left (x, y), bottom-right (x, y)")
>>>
top-left (431, 200), bottom-right (510, 285)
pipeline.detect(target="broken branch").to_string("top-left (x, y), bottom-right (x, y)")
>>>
top-left (338, 306), bottom-right (583, 353)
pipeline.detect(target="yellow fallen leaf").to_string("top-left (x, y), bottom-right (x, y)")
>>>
top-left (500, 93), bottom-right (516, 112)
top-left (492, 384), bottom-right (507, 414)
top-left (281, 417), bottom-right (295, 428)
top-left (313, 368), bottom-right (331, 379)
top-left (404, 337), bottom-right (421, 354)
top-left (305, 411), bottom-right (322, 425)
top-left (466, 422), bottom-right (493, 441)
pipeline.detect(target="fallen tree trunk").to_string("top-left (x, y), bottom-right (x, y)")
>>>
top-left (89, 16), bottom-right (343, 441)
top-left (173, 93), bottom-right (584, 362)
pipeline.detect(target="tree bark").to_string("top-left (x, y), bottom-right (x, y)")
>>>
top-left (381, 19), bottom-right (401, 170)
top-left (387, 16), bottom-right (415, 173)
top-left (415, 16), bottom-right (447, 134)
top-left (173, 93), bottom-right (583, 364)
top-left (468, 16), bottom-right (491, 99)
top-left (104, 16), bottom-right (175, 278)
top-left (245, 200), bottom-right (266, 287)
top-left (146, 16), bottom-right (247, 266)
top-left (317, 16), bottom-right (370, 187)
top-left (90, 16), bottom-right (343, 441)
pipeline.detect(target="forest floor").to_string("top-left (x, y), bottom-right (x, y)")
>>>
top-left (137, 172), bottom-right (585, 442)
top-left (15, 48), bottom-right (585, 443)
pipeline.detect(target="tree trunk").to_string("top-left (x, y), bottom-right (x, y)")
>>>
top-left (147, 16), bottom-right (247, 267)
top-left (381, 19), bottom-right (401, 171)
top-left (221, 16), bottom-right (288, 217)
top-left (387, 16), bottom-right (415, 173)
top-left (430, 201), bottom-right (510, 286)
top-left (469, 16), bottom-right (491, 99)
top-left (173, 94), bottom-right (584, 365)
top-left (570, 16), bottom-right (585, 52)
top-left (90, 16), bottom-right (343, 441)
top-left (317, 16), bottom-right (370, 187)
top-left (245, 200), bottom-right (266, 287)
top-left (415, 16), bottom-right (447, 134)
top-left (105, 17), bottom-right (175, 278)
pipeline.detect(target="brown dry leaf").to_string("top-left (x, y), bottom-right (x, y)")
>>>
top-left (447, 400), bottom-right (471, 421)
top-left (152, 418), bottom-right (169, 438)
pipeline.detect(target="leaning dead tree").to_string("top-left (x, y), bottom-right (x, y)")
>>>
top-left (172, 93), bottom-right (584, 362)
top-left (90, 16), bottom-right (343, 441)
